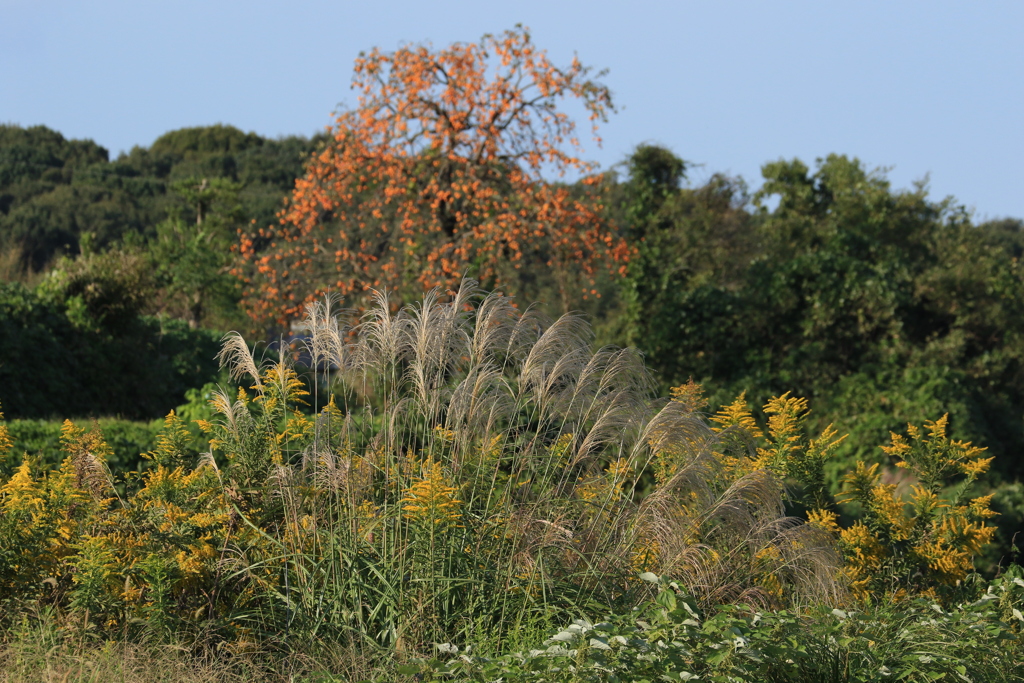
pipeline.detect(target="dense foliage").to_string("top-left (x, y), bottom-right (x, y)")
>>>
top-left (0, 288), bottom-right (1017, 681)
top-left (0, 122), bottom-right (324, 330)
top-left (0, 123), bottom-right (326, 422)
top-left (419, 574), bottom-right (1024, 682)
top-left (2, 26), bottom-right (1024, 682)
top-left (618, 150), bottom-right (1024, 473)
top-left (1, 417), bottom-right (162, 480)
top-left (612, 148), bottom-right (1024, 570)
top-left (0, 279), bottom-right (220, 420)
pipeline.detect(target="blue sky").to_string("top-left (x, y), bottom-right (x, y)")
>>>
top-left (2, 0), bottom-right (1021, 220)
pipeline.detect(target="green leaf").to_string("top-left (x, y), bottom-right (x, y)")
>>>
top-left (656, 589), bottom-right (677, 612)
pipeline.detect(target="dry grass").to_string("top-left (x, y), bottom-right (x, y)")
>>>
top-left (0, 639), bottom-right (235, 683)
top-left (0, 624), bottom-right (376, 683)
top-left (0, 246), bottom-right (46, 287)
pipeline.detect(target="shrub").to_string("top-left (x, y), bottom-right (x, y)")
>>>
top-left (0, 280), bottom-right (222, 420)
top-left (688, 390), bottom-right (1001, 603)
top-left (420, 573), bottom-right (1024, 682)
top-left (1, 417), bottom-right (163, 480)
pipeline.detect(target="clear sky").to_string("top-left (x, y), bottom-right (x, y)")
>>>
top-left (2, 0), bottom-right (1021, 220)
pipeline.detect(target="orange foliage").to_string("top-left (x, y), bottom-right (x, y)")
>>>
top-left (238, 26), bottom-right (629, 324)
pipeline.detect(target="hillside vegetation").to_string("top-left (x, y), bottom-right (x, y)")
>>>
top-left (0, 26), bottom-right (1022, 682)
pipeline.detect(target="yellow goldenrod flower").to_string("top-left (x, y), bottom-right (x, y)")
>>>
top-left (968, 494), bottom-right (998, 520)
top-left (870, 483), bottom-right (914, 541)
top-left (669, 379), bottom-right (708, 413)
top-left (807, 508), bottom-right (840, 535)
top-left (400, 458), bottom-right (461, 524)
top-left (710, 392), bottom-right (763, 438)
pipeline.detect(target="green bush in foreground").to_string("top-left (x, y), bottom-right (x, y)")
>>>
top-left (415, 573), bottom-right (1024, 682)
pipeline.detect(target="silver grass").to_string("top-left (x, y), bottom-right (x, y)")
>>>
top-left (218, 281), bottom-right (846, 639)
top-left (209, 388), bottom-right (248, 440)
top-left (72, 449), bottom-right (114, 500)
top-left (217, 332), bottom-right (262, 389)
top-left (351, 289), bottom-right (411, 377)
top-left (404, 286), bottom-right (473, 420)
top-left (303, 292), bottom-right (353, 372)
top-left (520, 313), bottom-right (593, 410)
top-left (195, 451), bottom-right (222, 485)
top-left (470, 290), bottom-right (522, 367)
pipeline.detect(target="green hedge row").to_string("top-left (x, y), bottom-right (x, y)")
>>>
top-left (0, 281), bottom-right (221, 421)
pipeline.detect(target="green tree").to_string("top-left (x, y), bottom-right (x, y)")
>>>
top-left (617, 144), bottom-right (756, 373)
top-left (37, 247), bottom-right (154, 333)
top-left (618, 151), bottom-right (1024, 482)
top-left (0, 124), bottom-right (321, 286)
top-left (0, 276), bottom-right (220, 420)
top-left (150, 177), bottom-right (243, 329)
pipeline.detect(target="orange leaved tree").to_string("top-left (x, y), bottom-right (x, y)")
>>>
top-left (238, 26), bottom-right (627, 325)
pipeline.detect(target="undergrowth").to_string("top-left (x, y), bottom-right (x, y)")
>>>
top-left (0, 282), bottom-right (1012, 680)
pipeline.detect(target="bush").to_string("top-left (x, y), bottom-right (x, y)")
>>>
top-left (1, 417), bottom-right (164, 480)
top-left (0, 284), bottom-right (841, 655)
top-left (0, 280), bottom-right (221, 420)
top-left (421, 573), bottom-right (1024, 682)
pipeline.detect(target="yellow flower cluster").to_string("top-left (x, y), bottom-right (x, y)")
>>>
top-left (0, 412), bottom-right (236, 630)
top-left (754, 393), bottom-right (808, 474)
top-left (548, 432), bottom-right (574, 463)
top-left (354, 499), bottom-right (378, 544)
top-left (702, 389), bottom-right (842, 509)
top-left (0, 403), bottom-right (12, 458)
top-left (433, 424), bottom-right (457, 444)
top-left (672, 384), bottom-right (999, 604)
top-left (710, 392), bottom-right (763, 439)
top-left (884, 415), bottom-right (993, 489)
top-left (753, 545), bottom-right (785, 599)
top-left (836, 421), bottom-right (998, 599)
top-left (838, 522), bottom-right (886, 597)
top-left (576, 457), bottom-right (632, 504)
top-left (400, 458), bottom-right (462, 524)
top-left (669, 378), bottom-right (708, 414)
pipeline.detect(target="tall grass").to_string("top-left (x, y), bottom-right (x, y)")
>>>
top-left (209, 281), bottom-right (840, 654)
top-left (0, 605), bottom-right (368, 683)
top-left (0, 281), bottom-right (841, 670)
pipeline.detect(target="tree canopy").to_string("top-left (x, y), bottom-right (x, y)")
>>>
top-left (239, 26), bottom-right (627, 323)
top-left (0, 123), bottom-right (322, 276)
